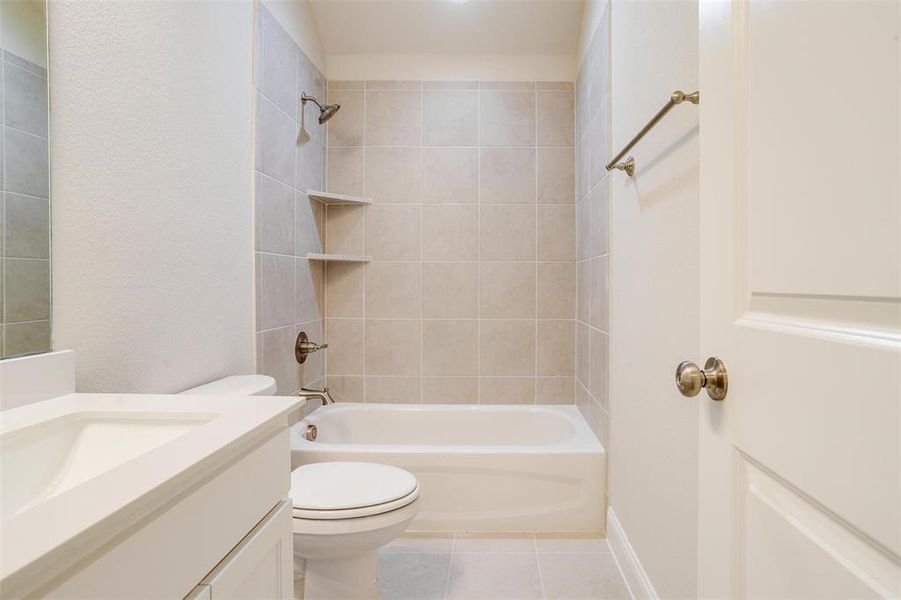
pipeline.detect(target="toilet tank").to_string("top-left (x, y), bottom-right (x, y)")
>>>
top-left (180, 375), bottom-right (278, 396)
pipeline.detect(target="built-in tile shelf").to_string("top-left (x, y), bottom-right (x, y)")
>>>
top-left (306, 252), bottom-right (371, 263)
top-left (307, 190), bottom-right (372, 205)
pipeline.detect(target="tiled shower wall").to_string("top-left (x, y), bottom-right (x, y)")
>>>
top-left (1, 50), bottom-right (51, 358)
top-left (575, 8), bottom-right (611, 444)
top-left (253, 4), bottom-right (326, 394)
top-left (323, 80), bottom-right (577, 404)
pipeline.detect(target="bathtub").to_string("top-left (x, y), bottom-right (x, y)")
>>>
top-left (290, 403), bottom-right (606, 533)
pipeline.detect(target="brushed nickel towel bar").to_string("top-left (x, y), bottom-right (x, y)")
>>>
top-left (606, 89), bottom-right (699, 176)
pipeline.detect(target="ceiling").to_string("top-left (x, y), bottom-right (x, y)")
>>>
top-left (308, 0), bottom-right (585, 56)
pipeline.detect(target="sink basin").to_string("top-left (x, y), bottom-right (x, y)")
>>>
top-left (1, 412), bottom-right (213, 519)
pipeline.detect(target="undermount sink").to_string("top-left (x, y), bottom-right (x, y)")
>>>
top-left (1, 412), bottom-right (213, 519)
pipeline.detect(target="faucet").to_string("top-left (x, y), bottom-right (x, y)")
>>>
top-left (299, 386), bottom-right (335, 405)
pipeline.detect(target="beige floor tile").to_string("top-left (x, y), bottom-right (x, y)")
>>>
top-left (447, 553), bottom-right (542, 600)
top-left (539, 552), bottom-right (631, 600)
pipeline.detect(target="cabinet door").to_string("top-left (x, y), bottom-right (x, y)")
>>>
top-left (201, 500), bottom-right (293, 599)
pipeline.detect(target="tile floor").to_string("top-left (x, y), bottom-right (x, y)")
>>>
top-left (376, 533), bottom-right (632, 600)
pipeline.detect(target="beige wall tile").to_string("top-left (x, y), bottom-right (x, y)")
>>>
top-left (577, 196), bottom-right (590, 260)
top-left (537, 82), bottom-right (574, 91)
top-left (479, 261), bottom-right (535, 318)
top-left (576, 259), bottom-right (590, 323)
top-left (537, 376), bottom-right (575, 404)
top-left (479, 81), bottom-right (536, 91)
top-left (365, 376), bottom-right (422, 403)
top-left (365, 204), bottom-right (421, 259)
top-left (590, 255), bottom-right (609, 332)
top-left (537, 147), bottom-right (575, 204)
top-left (479, 320), bottom-right (535, 376)
top-left (328, 80), bottom-right (364, 90)
top-left (537, 262), bottom-right (575, 319)
top-left (589, 181), bottom-right (609, 256)
top-left (422, 262), bottom-right (478, 318)
top-left (258, 254), bottom-right (294, 329)
top-left (538, 205), bottom-right (575, 261)
top-left (326, 375), bottom-right (364, 403)
top-left (422, 205), bottom-right (479, 260)
top-left (422, 377), bottom-right (478, 403)
top-left (537, 320), bottom-right (575, 376)
top-left (327, 146), bottom-right (363, 196)
top-left (479, 147), bottom-right (536, 203)
top-left (576, 322), bottom-right (589, 387)
top-left (423, 81), bottom-right (479, 90)
top-left (589, 327), bottom-right (608, 405)
top-left (326, 261), bottom-right (364, 317)
top-left (423, 90), bottom-right (478, 146)
top-left (365, 319), bottom-right (421, 376)
top-left (325, 318), bottom-right (364, 374)
top-left (537, 91), bottom-right (574, 146)
top-left (365, 90), bottom-right (422, 146)
top-left (479, 377), bottom-right (535, 404)
top-left (423, 319), bottom-right (478, 376)
top-left (295, 258), bottom-right (323, 324)
top-left (422, 147), bottom-right (478, 203)
top-left (479, 91), bottom-right (535, 146)
top-left (327, 89), bottom-right (363, 147)
top-left (479, 205), bottom-right (536, 260)
top-left (261, 326), bottom-right (300, 394)
top-left (365, 261), bottom-right (421, 318)
top-left (366, 81), bottom-right (422, 90)
top-left (364, 147), bottom-right (422, 202)
top-left (325, 204), bottom-right (365, 255)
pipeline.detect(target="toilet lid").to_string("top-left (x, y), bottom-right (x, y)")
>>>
top-left (290, 462), bottom-right (419, 519)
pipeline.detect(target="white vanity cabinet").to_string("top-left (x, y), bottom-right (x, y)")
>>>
top-left (35, 428), bottom-right (294, 599)
top-left (0, 395), bottom-right (302, 600)
top-left (187, 501), bottom-right (293, 599)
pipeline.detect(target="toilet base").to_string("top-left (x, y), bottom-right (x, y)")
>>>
top-left (304, 552), bottom-right (380, 600)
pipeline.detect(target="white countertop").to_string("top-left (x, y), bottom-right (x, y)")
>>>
top-left (0, 393), bottom-right (304, 590)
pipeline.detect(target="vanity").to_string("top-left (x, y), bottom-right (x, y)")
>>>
top-left (0, 385), bottom-right (303, 598)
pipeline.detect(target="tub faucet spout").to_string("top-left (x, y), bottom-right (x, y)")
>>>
top-left (300, 386), bottom-right (335, 405)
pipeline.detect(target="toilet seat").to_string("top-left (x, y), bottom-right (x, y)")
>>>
top-left (290, 462), bottom-right (420, 520)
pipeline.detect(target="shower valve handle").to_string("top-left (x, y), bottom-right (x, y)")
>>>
top-left (295, 331), bottom-right (328, 364)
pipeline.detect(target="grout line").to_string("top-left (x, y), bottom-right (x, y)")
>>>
top-left (533, 88), bottom-right (539, 405)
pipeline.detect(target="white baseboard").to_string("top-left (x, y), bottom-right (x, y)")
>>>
top-left (607, 506), bottom-right (659, 600)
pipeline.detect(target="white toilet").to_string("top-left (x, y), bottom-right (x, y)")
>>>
top-left (180, 376), bottom-right (421, 600)
top-left (290, 462), bottom-right (420, 600)
top-left (180, 374), bottom-right (278, 396)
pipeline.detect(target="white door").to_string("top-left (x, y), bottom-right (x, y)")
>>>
top-left (698, 2), bottom-right (900, 598)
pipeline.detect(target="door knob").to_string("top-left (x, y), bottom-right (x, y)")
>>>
top-left (675, 357), bottom-right (728, 401)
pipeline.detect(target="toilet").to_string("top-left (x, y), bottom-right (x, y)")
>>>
top-left (180, 376), bottom-right (421, 600)
top-left (290, 462), bottom-right (420, 600)
top-left (179, 374), bottom-right (278, 396)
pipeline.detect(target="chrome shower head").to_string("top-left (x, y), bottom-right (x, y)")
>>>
top-left (318, 102), bottom-right (341, 124)
top-left (301, 93), bottom-right (341, 124)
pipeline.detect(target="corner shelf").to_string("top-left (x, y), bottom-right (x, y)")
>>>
top-left (307, 190), bottom-right (372, 205)
top-left (306, 252), bottom-right (371, 263)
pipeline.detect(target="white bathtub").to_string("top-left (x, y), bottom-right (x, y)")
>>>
top-left (291, 403), bottom-right (606, 533)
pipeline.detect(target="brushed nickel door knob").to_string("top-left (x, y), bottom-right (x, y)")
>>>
top-left (675, 357), bottom-right (728, 401)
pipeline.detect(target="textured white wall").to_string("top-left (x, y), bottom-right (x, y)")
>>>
top-left (48, 0), bottom-right (255, 393)
top-left (608, 1), bottom-right (700, 597)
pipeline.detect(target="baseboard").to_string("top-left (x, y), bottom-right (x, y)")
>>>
top-left (606, 506), bottom-right (659, 600)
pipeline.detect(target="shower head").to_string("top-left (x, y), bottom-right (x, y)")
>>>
top-left (301, 93), bottom-right (341, 124)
